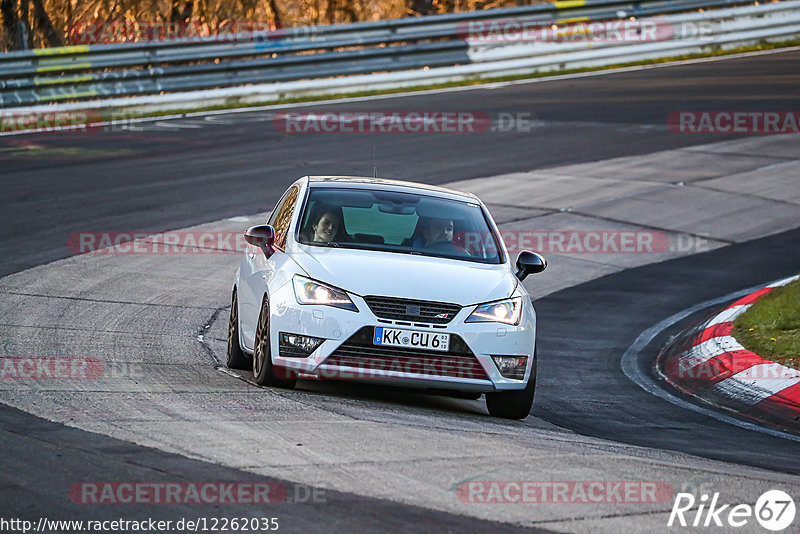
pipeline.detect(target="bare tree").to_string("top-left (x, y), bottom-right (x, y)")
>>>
top-left (340, 0), bottom-right (358, 23)
top-left (408, 0), bottom-right (435, 16)
top-left (170, 0), bottom-right (192, 22)
top-left (1, 0), bottom-right (20, 49)
top-left (19, 0), bottom-right (31, 47)
top-left (265, 0), bottom-right (282, 27)
top-left (326, 0), bottom-right (335, 23)
top-left (0, 0), bottom-right (534, 51)
top-left (32, 0), bottom-right (62, 45)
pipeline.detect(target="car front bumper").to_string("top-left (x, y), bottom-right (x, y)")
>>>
top-left (266, 281), bottom-right (536, 392)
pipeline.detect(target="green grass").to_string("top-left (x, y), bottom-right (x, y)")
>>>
top-left (733, 278), bottom-right (800, 369)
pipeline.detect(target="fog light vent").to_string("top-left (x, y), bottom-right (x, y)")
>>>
top-left (279, 332), bottom-right (324, 358)
top-left (491, 355), bottom-right (528, 380)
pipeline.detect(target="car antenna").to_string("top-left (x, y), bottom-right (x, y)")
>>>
top-left (372, 146), bottom-right (377, 179)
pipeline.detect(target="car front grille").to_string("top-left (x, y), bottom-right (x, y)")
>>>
top-left (322, 327), bottom-right (489, 381)
top-left (363, 296), bottom-right (461, 324)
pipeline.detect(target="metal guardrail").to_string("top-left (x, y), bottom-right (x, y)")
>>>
top-left (0, 0), bottom-right (792, 107)
top-left (0, 0), bottom-right (749, 66)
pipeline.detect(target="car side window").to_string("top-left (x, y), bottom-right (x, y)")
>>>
top-left (268, 185), bottom-right (299, 250)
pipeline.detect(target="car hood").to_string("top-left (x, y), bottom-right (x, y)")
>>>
top-left (291, 245), bottom-right (516, 306)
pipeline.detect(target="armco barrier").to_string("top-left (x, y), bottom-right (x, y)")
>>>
top-left (0, 0), bottom-right (798, 109)
top-left (0, 0), bottom-right (751, 73)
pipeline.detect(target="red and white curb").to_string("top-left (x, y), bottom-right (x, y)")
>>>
top-left (658, 275), bottom-right (800, 429)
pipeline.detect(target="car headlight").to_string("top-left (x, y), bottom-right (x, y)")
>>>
top-left (465, 297), bottom-right (522, 325)
top-left (292, 275), bottom-right (358, 312)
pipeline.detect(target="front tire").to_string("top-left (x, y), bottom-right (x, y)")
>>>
top-left (485, 352), bottom-right (536, 419)
top-left (253, 294), bottom-right (296, 388)
top-left (226, 290), bottom-right (250, 370)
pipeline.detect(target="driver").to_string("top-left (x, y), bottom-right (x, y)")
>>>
top-left (302, 203), bottom-right (349, 244)
top-left (421, 218), bottom-right (455, 247)
top-left (312, 210), bottom-right (341, 243)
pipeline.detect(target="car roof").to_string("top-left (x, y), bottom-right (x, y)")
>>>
top-left (305, 176), bottom-right (480, 203)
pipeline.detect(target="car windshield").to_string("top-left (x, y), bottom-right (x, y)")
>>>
top-left (296, 187), bottom-right (503, 264)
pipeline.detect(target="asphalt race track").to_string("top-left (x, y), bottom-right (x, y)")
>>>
top-left (535, 227), bottom-right (800, 472)
top-left (3, 49), bottom-right (800, 277)
top-left (1, 48), bottom-right (799, 532)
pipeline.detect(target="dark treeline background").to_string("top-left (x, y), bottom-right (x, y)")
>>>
top-left (0, 0), bottom-right (534, 51)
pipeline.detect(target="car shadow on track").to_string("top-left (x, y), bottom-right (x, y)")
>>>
top-left (229, 367), bottom-right (567, 433)
top-left (238, 367), bottom-right (488, 415)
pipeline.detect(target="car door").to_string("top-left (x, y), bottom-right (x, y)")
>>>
top-left (239, 185), bottom-right (300, 350)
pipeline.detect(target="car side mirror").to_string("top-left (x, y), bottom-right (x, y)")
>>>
top-left (244, 225), bottom-right (276, 258)
top-left (515, 251), bottom-right (547, 281)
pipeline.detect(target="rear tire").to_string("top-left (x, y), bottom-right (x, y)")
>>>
top-left (253, 294), bottom-right (296, 388)
top-left (485, 352), bottom-right (536, 419)
top-left (226, 290), bottom-right (250, 370)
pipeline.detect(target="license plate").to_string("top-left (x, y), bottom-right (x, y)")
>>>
top-left (373, 327), bottom-right (450, 352)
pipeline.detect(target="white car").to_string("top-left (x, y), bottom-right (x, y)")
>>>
top-left (227, 176), bottom-right (546, 419)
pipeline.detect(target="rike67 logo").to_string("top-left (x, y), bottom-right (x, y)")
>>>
top-left (668, 490), bottom-right (795, 531)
